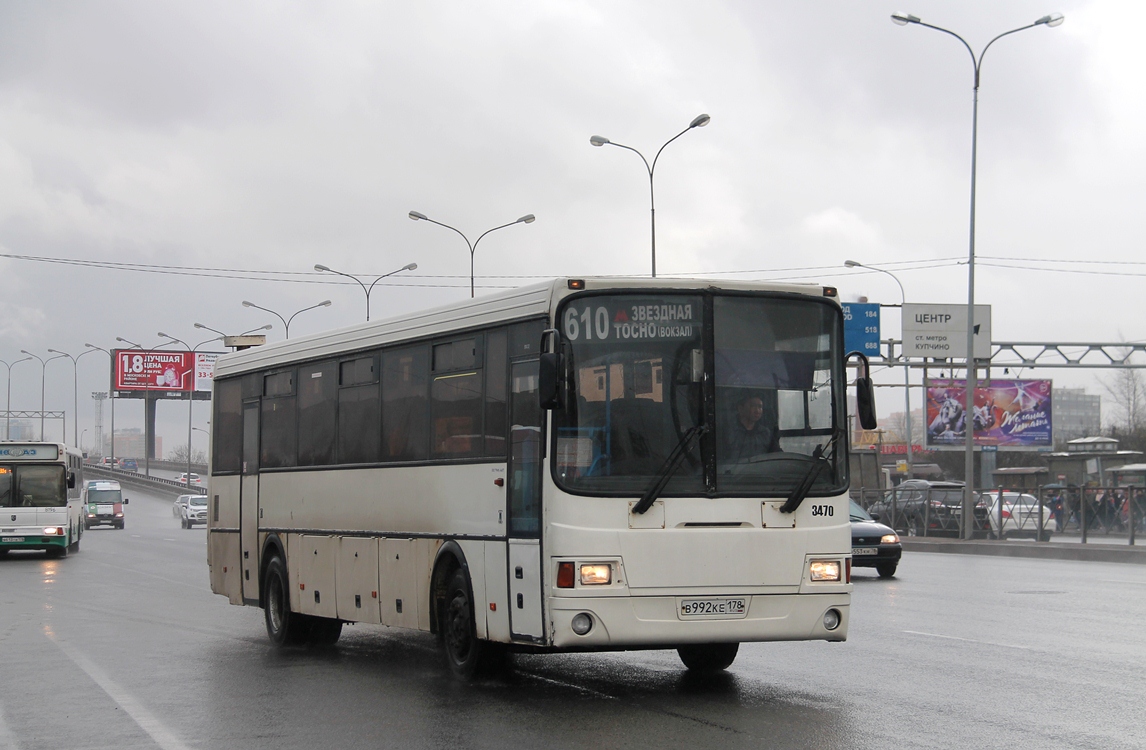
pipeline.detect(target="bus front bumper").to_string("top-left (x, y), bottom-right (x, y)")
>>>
top-left (548, 592), bottom-right (849, 649)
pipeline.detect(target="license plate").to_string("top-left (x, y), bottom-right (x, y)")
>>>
top-left (853, 547), bottom-right (879, 556)
top-left (1, 537), bottom-right (25, 543)
top-left (679, 598), bottom-right (747, 618)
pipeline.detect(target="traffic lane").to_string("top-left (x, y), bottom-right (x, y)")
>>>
top-left (3, 509), bottom-right (1145, 750)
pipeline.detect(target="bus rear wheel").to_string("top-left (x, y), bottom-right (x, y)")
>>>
top-left (263, 556), bottom-right (310, 646)
top-left (677, 643), bottom-right (739, 672)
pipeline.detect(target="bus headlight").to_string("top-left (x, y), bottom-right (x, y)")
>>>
top-left (579, 564), bottom-right (612, 585)
top-left (809, 560), bottom-right (841, 582)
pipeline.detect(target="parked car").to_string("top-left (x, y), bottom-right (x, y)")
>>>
top-left (866, 479), bottom-right (990, 538)
top-left (850, 500), bottom-right (902, 578)
top-left (181, 495), bottom-right (208, 528)
top-left (118, 458), bottom-right (138, 472)
top-left (980, 490), bottom-right (1055, 540)
top-left (177, 472), bottom-right (201, 486)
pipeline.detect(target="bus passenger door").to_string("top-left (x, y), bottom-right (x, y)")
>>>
top-left (507, 360), bottom-right (544, 641)
top-left (240, 402), bottom-right (260, 603)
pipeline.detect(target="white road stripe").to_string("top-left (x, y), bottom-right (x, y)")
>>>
top-left (903, 630), bottom-right (1031, 651)
top-left (520, 670), bottom-right (618, 700)
top-left (0, 699), bottom-right (23, 750)
top-left (46, 631), bottom-right (194, 750)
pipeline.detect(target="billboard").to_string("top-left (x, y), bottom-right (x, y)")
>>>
top-left (114, 350), bottom-right (220, 393)
top-left (926, 379), bottom-right (1052, 448)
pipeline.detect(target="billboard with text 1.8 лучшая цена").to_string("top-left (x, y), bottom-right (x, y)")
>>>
top-left (113, 350), bottom-right (218, 393)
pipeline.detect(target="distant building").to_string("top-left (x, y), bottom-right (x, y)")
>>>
top-left (102, 429), bottom-right (161, 459)
top-left (1052, 388), bottom-right (1101, 446)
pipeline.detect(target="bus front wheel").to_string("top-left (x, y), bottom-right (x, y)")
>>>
top-left (677, 643), bottom-right (739, 672)
top-left (263, 556), bottom-right (310, 647)
top-left (442, 569), bottom-right (502, 679)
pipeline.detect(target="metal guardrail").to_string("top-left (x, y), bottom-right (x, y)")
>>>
top-left (854, 485), bottom-right (1143, 545)
top-left (84, 465), bottom-right (206, 496)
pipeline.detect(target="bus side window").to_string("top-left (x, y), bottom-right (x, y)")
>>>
top-left (484, 329), bottom-right (508, 457)
top-left (382, 346), bottom-right (429, 461)
top-left (298, 361), bottom-right (337, 466)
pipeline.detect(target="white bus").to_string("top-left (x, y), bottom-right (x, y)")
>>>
top-left (0, 442), bottom-right (84, 558)
top-left (208, 278), bottom-right (876, 677)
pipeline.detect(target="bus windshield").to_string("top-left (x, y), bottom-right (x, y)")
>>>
top-left (87, 489), bottom-right (123, 504)
top-left (554, 292), bottom-right (845, 497)
top-left (0, 465), bottom-right (67, 507)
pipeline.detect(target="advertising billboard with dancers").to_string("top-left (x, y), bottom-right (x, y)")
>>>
top-left (926, 379), bottom-right (1053, 448)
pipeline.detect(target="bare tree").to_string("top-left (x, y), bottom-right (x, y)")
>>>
top-left (168, 443), bottom-right (207, 464)
top-left (1101, 365), bottom-right (1146, 432)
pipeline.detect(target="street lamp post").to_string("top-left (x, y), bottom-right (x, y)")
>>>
top-left (242, 300), bottom-right (332, 339)
top-left (589, 114), bottom-right (710, 278)
top-left (85, 344), bottom-right (115, 464)
top-left (81, 429), bottom-right (88, 452)
top-left (47, 348), bottom-right (99, 448)
top-left (844, 260), bottom-right (914, 480)
top-left (20, 351), bottom-right (67, 441)
top-left (2, 356), bottom-right (32, 440)
top-left (891, 11), bottom-right (1063, 539)
top-left (160, 332), bottom-right (222, 491)
top-left (314, 263), bottom-right (417, 320)
top-left (408, 212), bottom-right (534, 299)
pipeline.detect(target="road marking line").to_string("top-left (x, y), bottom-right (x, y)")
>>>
top-left (903, 630), bottom-right (1031, 651)
top-left (519, 670), bottom-right (618, 700)
top-left (46, 631), bottom-right (194, 750)
top-left (0, 699), bottom-right (23, 750)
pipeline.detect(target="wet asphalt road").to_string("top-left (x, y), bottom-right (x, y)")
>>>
top-left (2, 488), bottom-right (1144, 750)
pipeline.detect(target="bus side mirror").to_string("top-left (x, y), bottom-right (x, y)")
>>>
top-left (67, 471), bottom-right (76, 489)
top-left (856, 376), bottom-right (877, 430)
top-left (847, 350), bottom-right (878, 430)
top-left (539, 352), bottom-right (564, 410)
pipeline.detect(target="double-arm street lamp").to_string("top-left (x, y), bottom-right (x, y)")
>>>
top-left (844, 260), bottom-right (914, 479)
top-left (314, 262), bottom-right (417, 320)
top-left (408, 212), bottom-right (534, 299)
top-left (160, 332), bottom-right (223, 489)
top-left (2, 356), bottom-right (32, 439)
top-left (85, 344), bottom-right (116, 463)
top-left (47, 347), bottom-right (101, 448)
top-left (891, 11), bottom-right (1063, 539)
top-left (20, 350), bottom-right (67, 441)
top-left (242, 300), bottom-right (332, 339)
top-left (589, 114), bottom-right (710, 278)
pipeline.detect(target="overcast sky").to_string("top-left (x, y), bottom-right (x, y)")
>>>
top-left (0, 0), bottom-right (1141, 454)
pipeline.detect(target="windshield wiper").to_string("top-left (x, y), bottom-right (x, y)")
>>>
top-left (779, 430), bottom-right (840, 514)
top-left (631, 424), bottom-right (709, 515)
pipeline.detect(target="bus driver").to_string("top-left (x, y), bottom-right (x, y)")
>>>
top-left (722, 392), bottom-right (780, 463)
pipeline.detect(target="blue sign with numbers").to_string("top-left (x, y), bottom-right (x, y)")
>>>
top-left (842, 303), bottom-right (881, 356)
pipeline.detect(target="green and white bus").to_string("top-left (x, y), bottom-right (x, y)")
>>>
top-left (208, 278), bottom-right (876, 677)
top-left (0, 442), bottom-right (84, 557)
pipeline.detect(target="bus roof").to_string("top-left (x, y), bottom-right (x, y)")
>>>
top-left (213, 277), bottom-right (834, 379)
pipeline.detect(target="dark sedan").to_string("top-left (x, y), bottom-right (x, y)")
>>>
top-left (850, 500), bottom-right (902, 579)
